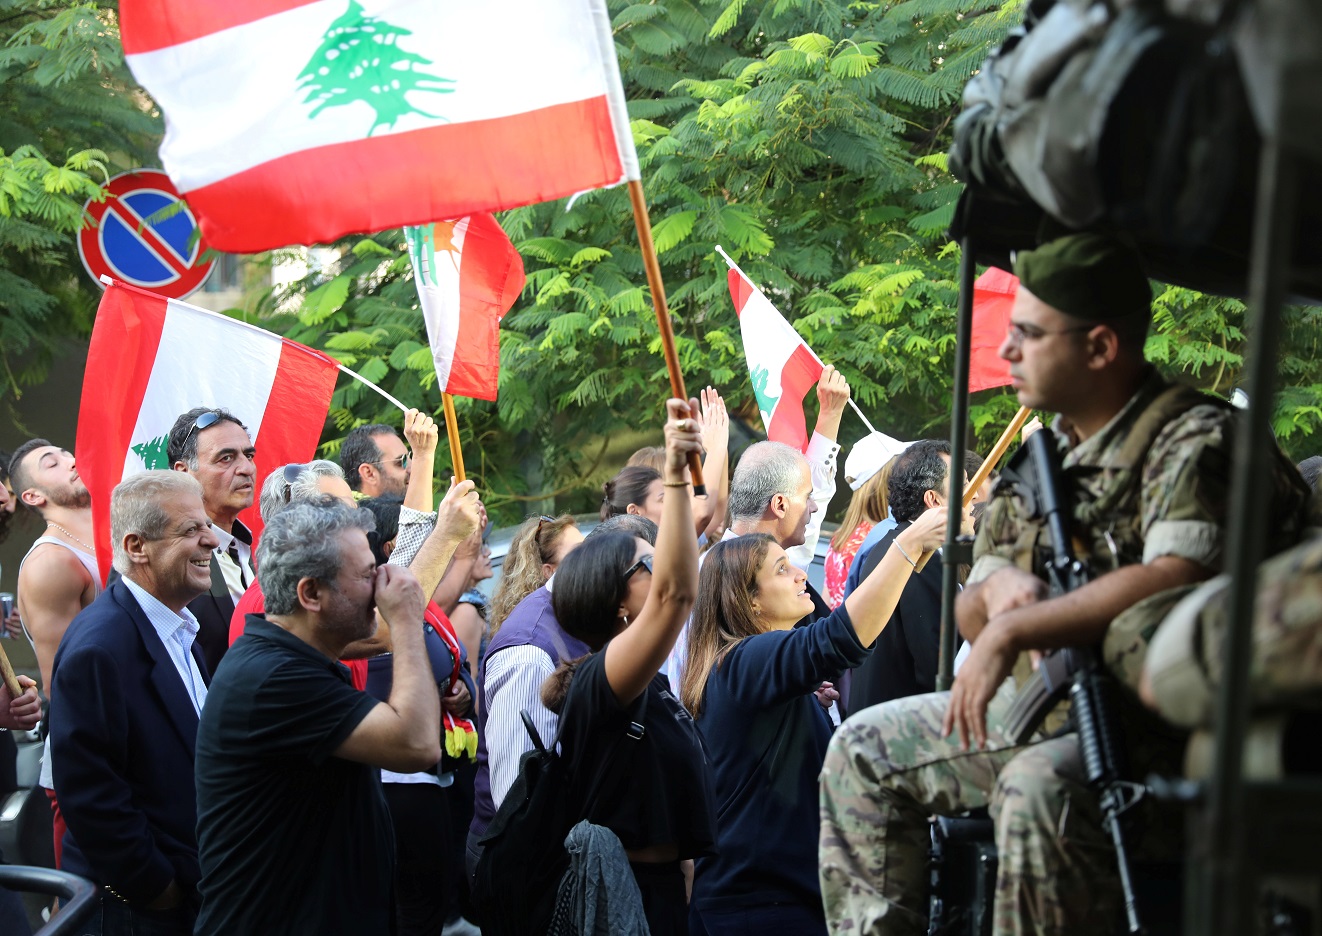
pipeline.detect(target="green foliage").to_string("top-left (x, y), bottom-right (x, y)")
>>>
top-left (238, 0), bottom-right (1321, 521)
top-left (0, 0), bottom-right (161, 404)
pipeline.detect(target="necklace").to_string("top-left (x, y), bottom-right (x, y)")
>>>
top-left (46, 522), bottom-right (95, 554)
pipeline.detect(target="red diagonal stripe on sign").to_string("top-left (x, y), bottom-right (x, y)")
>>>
top-left (104, 201), bottom-right (192, 278)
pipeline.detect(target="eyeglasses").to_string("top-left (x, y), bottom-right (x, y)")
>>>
top-left (182, 411), bottom-right (222, 451)
top-left (623, 554), bottom-right (654, 581)
top-left (369, 452), bottom-right (410, 471)
top-left (1005, 321), bottom-right (1096, 347)
top-left (534, 515), bottom-right (557, 538)
top-left (281, 463), bottom-right (306, 504)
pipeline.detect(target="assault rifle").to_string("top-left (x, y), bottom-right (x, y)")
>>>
top-left (999, 431), bottom-right (1147, 934)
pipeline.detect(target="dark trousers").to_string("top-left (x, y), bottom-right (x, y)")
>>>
top-left (89, 894), bottom-right (195, 936)
top-left (631, 860), bottom-right (689, 936)
top-left (690, 900), bottom-right (828, 936)
top-left (383, 782), bottom-right (450, 936)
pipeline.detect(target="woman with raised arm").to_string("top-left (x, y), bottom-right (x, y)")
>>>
top-left (541, 398), bottom-right (712, 935)
top-left (681, 504), bottom-right (948, 935)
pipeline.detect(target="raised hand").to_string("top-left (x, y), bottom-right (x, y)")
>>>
top-left (663, 398), bottom-right (704, 479)
top-left (435, 478), bottom-right (482, 544)
top-left (403, 408), bottom-right (440, 460)
top-left (699, 386), bottom-right (729, 456)
top-left (899, 504), bottom-right (949, 555)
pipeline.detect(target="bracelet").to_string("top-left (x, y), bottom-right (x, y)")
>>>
top-left (894, 539), bottom-right (918, 569)
top-left (662, 480), bottom-right (691, 488)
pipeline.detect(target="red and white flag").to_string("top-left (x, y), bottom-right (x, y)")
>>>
top-left (120, 0), bottom-right (640, 253)
top-left (76, 280), bottom-right (341, 584)
top-left (404, 215), bottom-right (525, 401)
top-left (969, 267), bottom-right (1017, 393)
top-left (728, 268), bottom-right (824, 452)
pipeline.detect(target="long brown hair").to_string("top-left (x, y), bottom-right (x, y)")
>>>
top-left (488, 513), bottom-right (578, 636)
top-left (829, 457), bottom-right (895, 552)
top-left (680, 534), bottom-right (775, 715)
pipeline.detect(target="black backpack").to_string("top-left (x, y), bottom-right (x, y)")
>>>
top-left (471, 705), bottom-right (646, 935)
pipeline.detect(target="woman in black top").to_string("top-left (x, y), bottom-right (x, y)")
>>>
top-left (543, 398), bottom-right (711, 935)
top-left (680, 508), bottom-right (947, 935)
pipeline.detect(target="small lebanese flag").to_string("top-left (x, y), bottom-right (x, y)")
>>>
top-left (120, 0), bottom-right (640, 253)
top-left (404, 215), bottom-right (525, 402)
top-left (76, 280), bottom-right (341, 585)
top-left (970, 267), bottom-right (1017, 393)
top-left (728, 269), bottom-right (824, 452)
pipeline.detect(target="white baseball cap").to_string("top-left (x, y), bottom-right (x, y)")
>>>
top-left (844, 432), bottom-right (910, 491)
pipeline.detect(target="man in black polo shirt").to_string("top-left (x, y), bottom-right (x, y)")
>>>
top-left (194, 486), bottom-right (480, 935)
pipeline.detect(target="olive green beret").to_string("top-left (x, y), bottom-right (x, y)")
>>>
top-left (1013, 233), bottom-right (1151, 322)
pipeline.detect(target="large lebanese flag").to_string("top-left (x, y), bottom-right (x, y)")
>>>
top-left (77, 280), bottom-right (341, 584)
top-left (970, 267), bottom-right (1017, 393)
top-left (405, 215), bottom-right (525, 401)
top-left (120, 0), bottom-right (640, 253)
top-left (729, 269), bottom-right (824, 453)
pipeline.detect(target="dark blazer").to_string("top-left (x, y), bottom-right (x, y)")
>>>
top-left (50, 580), bottom-right (209, 908)
top-left (848, 520), bottom-right (946, 711)
top-left (187, 519), bottom-right (250, 675)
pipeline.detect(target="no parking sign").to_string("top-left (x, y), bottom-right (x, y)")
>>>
top-left (78, 169), bottom-right (215, 299)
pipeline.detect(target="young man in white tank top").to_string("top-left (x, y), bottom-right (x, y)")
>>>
top-left (9, 439), bottom-right (101, 867)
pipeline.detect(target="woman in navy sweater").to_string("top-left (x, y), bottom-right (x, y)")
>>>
top-left (681, 507), bottom-right (947, 935)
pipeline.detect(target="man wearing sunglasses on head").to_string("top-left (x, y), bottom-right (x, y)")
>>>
top-left (167, 407), bottom-right (258, 675)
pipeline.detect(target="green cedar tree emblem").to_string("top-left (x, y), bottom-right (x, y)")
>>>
top-left (298, 0), bottom-right (456, 136)
top-left (750, 364), bottom-right (779, 427)
top-left (131, 434), bottom-right (170, 470)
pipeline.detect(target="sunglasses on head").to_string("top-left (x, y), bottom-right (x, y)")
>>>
top-left (182, 411), bottom-right (222, 451)
top-left (623, 554), bottom-right (654, 581)
top-left (535, 515), bottom-right (557, 538)
top-left (281, 463), bottom-right (306, 503)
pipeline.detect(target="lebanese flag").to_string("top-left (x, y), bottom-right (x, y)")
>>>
top-left (404, 215), bottom-right (525, 401)
top-left (76, 280), bottom-right (341, 585)
top-left (120, 0), bottom-right (640, 253)
top-left (728, 269), bottom-right (824, 453)
top-left (970, 267), bottom-right (1017, 393)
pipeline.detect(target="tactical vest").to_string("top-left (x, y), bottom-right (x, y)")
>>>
top-left (998, 383), bottom-right (1229, 581)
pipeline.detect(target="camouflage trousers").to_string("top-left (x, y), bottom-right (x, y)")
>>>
top-left (818, 680), bottom-right (1120, 936)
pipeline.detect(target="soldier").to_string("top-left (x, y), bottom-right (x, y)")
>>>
top-left (818, 233), bottom-right (1313, 936)
top-left (1141, 534), bottom-right (1322, 729)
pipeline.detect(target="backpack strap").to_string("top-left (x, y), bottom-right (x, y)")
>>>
top-left (521, 710), bottom-right (547, 753)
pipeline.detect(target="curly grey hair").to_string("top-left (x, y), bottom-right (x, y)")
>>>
top-left (728, 441), bottom-right (807, 523)
top-left (111, 471), bottom-right (205, 575)
top-left (257, 496), bottom-right (375, 616)
top-left (258, 460), bottom-right (347, 523)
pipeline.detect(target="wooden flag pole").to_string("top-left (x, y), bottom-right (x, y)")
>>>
top-left (0, 642), bottom-right (22, 699)
top-left (963, 405), bottom-right (1032, 508)
top-left (628, 180), bottom-right (707, 496)
top-left (441, 392), bottom-right (466, 482)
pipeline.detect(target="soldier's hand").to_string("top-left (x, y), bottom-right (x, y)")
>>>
top-left (942, 624), bottom-right (1016, 750)
top-left (816, 365), bottom-right (851, 417)
top-left (373, 565), bottom-right (425, 632)
top-left (435, 478), bottom-right (482, 544)
top-left (403, 408), bottom-right (440, 459)
top-left (981, 567), bottom-right (1048, 620)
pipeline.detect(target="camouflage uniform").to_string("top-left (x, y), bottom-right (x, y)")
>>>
top-left (819, 370), bottom-right (1313, 936)
top-left (1145, 530), bottom-right (1322, 729)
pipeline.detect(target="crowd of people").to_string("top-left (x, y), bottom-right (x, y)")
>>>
top-left (0, 230), bottom-right (1320, 936)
